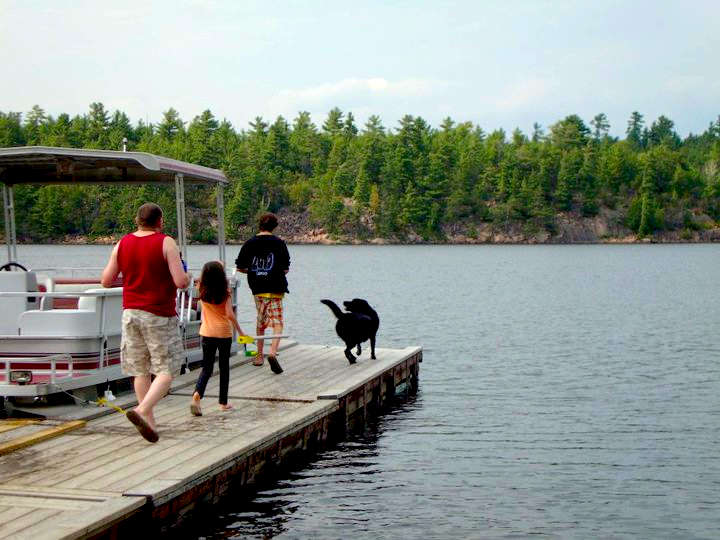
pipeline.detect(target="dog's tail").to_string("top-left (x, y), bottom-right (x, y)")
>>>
top-left (320, 299), bottom-right (344, 319)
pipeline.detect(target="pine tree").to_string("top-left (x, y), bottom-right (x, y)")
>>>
top-left (590, 113), bottom-right (610, 141)
top-left (322, 108), bottom-right (343, 137)
top-left (626, 111), bottom-right (645, 149)
top-left (353, 165), bottom-right (371, 206)
top-left (158, 108), bottom-right (184, 140)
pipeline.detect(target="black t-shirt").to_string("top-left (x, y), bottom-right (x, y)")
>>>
top-left (235, 234), bottom-right (290, 295)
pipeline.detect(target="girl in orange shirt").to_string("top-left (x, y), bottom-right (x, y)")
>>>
top-left (191, 261), bottom-right (245, 416)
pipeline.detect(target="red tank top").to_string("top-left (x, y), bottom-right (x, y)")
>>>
top-left (117, 232), bottom-right (177, 317)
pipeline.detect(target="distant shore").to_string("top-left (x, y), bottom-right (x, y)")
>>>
top-left (4, 209), bottom-right (719, 246)
top-left (7, 230), bottom-right (720, 247)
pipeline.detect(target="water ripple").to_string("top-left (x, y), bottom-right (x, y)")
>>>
top-left (16, 244), bottom-right (720, 539)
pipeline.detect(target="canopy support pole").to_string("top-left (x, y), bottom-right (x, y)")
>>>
top-left (216, 185), bottom-right (226, 267)
top-left (3, 184), bottom-right (17, 263)
top-left (174, 173), bottom-right (187, 262)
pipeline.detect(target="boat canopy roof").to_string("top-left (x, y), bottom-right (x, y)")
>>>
top-left (0, 146), bottom-right (227, 186)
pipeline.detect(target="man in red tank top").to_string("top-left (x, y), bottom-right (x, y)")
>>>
top-left (102, 203), bottom-right (190, 443)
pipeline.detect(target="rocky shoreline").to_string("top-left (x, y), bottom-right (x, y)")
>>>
top-left (6, 208), bottom-right (720, 246)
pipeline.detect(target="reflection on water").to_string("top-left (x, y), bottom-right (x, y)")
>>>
top-left (11, 244), bottom-right (720, 539)
top-left (185, 393), bottom-right (421, 540)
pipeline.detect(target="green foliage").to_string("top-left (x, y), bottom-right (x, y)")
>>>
top-left (550, 115), bottom-right (590, 149)
top-left (626, 111), bottom-right (645, 149)
top-left (287, 179), bottom-right (313, 210)
top-left (309, 175), bottom-right (345, 233)
top-left (627, 193), bottom-right (664, 235)
top-left (1, 104), bottom-right (719, 242)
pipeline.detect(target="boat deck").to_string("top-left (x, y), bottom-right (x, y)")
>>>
top-left (0, 342), bottom-right (421, 539)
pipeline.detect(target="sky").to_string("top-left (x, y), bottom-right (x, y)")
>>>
top-left (1, 0), bottom-right (718, 137)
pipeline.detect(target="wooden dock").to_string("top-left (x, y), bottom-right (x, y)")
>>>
top-left (0, 342), bottom-right (421, 539)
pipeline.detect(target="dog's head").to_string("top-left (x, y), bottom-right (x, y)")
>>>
top-left (343, 298), bottom-right (374, 314)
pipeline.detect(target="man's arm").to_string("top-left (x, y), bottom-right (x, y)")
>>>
top-left (163, 237), bottom-right (191, 289)
top-left (101, 242), bottom-right (121, 288)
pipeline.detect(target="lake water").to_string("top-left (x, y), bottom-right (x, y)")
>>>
top-left (7, 244), bottom-right (720, 539)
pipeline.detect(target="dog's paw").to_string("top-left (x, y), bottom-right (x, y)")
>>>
top-left (344, 350), bottom-right (357, 364)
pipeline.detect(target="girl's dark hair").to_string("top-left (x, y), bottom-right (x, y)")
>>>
top-left (199, 261), bottom-right (229, 305)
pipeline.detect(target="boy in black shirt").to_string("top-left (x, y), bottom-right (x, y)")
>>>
top-left (235, 213), bottom-right (290, 374)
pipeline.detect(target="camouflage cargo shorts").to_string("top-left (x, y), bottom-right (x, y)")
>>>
top-left (121, 309), bottom-right (183, 376)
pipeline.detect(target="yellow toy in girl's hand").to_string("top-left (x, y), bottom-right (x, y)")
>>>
top-left (237, 335), bottom-right (257, 356)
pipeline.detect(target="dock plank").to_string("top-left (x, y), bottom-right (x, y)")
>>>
top-left (0, 342), bottom-right (420, 538)
top-left (0, 508), bottom-right (61, 539)
top-left (123, 400), bottom-right (337, 504)
top-left (0, 507), bottom-right (37, 536)
top-left (0, 487), bottom-right (145, 540)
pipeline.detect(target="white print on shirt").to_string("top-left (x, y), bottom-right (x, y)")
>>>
top-left (251, 253), bottom-right (274, 276)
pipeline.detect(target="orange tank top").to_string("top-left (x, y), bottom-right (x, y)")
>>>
top-left (199, 297), bottom-right (232, 338)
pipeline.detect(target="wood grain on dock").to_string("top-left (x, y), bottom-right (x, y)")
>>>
top-left (0, 343), bottom-right (421, 539)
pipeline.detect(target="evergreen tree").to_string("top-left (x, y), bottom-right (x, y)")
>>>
top-left (647, 115), bottom-right (680, 148)
top-left (187, 109), bottom-right (220, 167)
top-left (24, 105), bottom-right (47, 145)
top-left (158, 108), bottom-right (184, 140)
top-left (342, 112), bottom-right (358, 138)
top-left (322, 107), bottom-right (343, 137)
top-left (87, 102), bottom-right (110, 148)
top-left (353, 165), bottom-right (371, 206)
top-left (290, 111), bottom-right (320, 176)
top-left (579, 142), bottom-right (599, 215)
top-left (531, 122), bottom-right (544, 142)
top-left (0, 112), bottom-right (25, 146)
top-left (590, 113), bottom-right (610, 141)
top-left (550, 115), bottom-right (590, 149)
top-left (1, 103), bottom-right (719, 242)
top-left (108, 111), bottom-right (133, 151)
top-left (626, 111), bottom-right (645, 149)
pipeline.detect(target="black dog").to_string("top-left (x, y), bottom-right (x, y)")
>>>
top-left (321, 298), bottom-right (379, 364)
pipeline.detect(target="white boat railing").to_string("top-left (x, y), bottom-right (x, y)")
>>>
top-left (2, 353), bottom-right (75, 385)
top-left (31, 267), bottom-right (106, 278)
top-left (0, 277), bottom-right (250, 392)
top-left (0, 287), bottom-right (197, 391)
top-left (0, 290), bottom-right (122, 386)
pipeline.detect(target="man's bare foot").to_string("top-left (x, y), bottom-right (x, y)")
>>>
top-left (219, 403), bottom-right (234, 411)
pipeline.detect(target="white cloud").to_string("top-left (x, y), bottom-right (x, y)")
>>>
top-left (268, 77), bottom-right (448, 109)
top-left (494, 78), bottom-right (554, 111)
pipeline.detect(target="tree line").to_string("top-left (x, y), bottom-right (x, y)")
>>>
top-left (1, 103), bottom-right (719, 242)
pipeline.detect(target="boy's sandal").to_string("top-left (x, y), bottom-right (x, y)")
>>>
top-left (267, 355), bottom-right (283, 374)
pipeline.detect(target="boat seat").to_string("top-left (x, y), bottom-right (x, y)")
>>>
top-left (0, 271), bottom-right (38, 335)
top-left (19, 287), bottom-right (123, 337)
